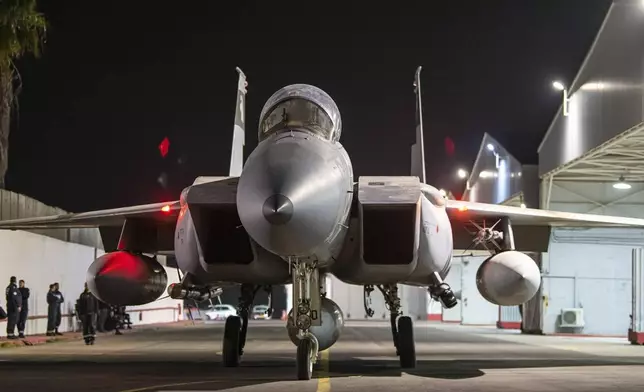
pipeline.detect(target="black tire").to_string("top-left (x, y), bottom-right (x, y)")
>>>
top-left (397, 316), bottom-right (416, 369)
top-left (223, 316), bottom-right (242, 367)
top-left (296, 338), bottom-right (313, 380)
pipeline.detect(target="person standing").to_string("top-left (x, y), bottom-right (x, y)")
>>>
top-left (46, 284), bottom-right (57, 336)
top-left (77, 283), bottom-right (98, 345)
top-left (17, 280), bottom-right (30, 338)
top-left (4, 276), bottom-right (22, 339)
top-left (52, 282), bottom-right (64, 335)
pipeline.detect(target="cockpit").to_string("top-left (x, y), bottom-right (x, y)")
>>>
top-left (258, 84), bottom-right (342, 143)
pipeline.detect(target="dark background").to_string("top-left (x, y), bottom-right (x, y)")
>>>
top-left (8, 0), bottom-right (611, 211)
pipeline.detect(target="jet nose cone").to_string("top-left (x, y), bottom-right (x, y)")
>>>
top-left (236, 133), bottom-right (352, 257)
top-left (262, 194), bottom-right (293, 225)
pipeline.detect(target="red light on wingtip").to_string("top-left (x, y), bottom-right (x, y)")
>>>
top-left (458, 206), bottom-right (468, 212)
top-left (161, 205), bottom-right (171, 213)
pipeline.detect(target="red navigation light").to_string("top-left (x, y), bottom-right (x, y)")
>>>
top-left (159, 137), bottom-right (170, 158)
top-left (161, 205), bottom-right (171, 213)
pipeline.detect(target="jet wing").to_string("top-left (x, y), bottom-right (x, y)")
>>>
top-left (445, 200), bottom-right (644, 252)
top-left (0, 201), bottom-right (180, 229)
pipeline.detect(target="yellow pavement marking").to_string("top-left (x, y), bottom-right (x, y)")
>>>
top-left (317, 349), bottom-right (331, 392)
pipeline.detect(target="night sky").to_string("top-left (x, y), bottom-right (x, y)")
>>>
top-left (7, 0), bottom-right (611, 212)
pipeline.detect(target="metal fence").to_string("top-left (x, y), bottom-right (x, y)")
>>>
top-left (0, 189), bottom-right (103, 249)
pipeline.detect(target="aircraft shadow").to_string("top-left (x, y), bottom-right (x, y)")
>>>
top-left (1, 356), bottom-right (643, 391)
top-left (325, 357), bottom-right (644, 380)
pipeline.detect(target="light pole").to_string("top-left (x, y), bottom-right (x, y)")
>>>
top-left (552, 81), bottom-right (569, 117)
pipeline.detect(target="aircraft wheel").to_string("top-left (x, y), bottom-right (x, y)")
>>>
top-left (296, 338), bottom-right (314, 380)
top-left (223, 316), bottom-right (242, 367)
top-left (397, 316), bottom-right (416, 369)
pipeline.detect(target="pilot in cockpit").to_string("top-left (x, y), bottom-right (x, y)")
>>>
top-left (258, 85), bottom-right (342, 144)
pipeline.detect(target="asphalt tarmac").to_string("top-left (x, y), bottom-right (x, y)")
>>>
top-left (1, 320), bottom-right (644, 391)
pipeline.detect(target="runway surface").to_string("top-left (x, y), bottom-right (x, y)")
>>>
top-left (1, 320), bottom-right (644, 391)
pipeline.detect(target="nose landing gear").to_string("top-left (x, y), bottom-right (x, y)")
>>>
top-left (290, 258), bottom-right (322, 380)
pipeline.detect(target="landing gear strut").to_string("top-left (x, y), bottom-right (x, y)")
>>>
top-left (290, 259), bottom-right (321, 380)
top-left (363, 285), bottom-right (375, 318)
top-left (222, 284), bottom-right (271, 367)
top-left (376, 284), bottom-right (416, 369)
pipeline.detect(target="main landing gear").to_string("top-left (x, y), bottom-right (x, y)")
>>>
top-left (222, 284), bottom-right (273, 367)
top-left (364, 284), bottom-right (416, 368)
top-left (290, 259), bottom-right (322, 380)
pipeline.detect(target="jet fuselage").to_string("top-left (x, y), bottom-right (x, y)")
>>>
top-left (172, 83), bottom-right (455, 289)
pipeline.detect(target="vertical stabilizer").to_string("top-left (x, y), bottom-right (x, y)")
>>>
top-left (411, 66), bottom-right (426, 183)
top-left (229, 67), bottom-right (248, 177)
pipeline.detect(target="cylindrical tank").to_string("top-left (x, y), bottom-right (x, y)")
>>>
top-left (286, 297), bottom-right (344, 351)
top-left (476, 250), bottom-right (541, 306)
top-left (87, 251), bottom-right (168, 306)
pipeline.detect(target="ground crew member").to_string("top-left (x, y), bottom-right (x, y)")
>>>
top-left (77, 283), bottom-right (98, 345)
top-left (5, 276), bottom-right (22, 339)
top-left (110, 305), bottom-right (123, 335)
top-left (17, 279), bottom-right (30, 338)
top-left (52, 282), bottom-right (64, 335)
top-left (46, 284), bottom-right (57, 336)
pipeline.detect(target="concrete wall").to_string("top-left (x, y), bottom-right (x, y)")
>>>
top-left (323, 274), bottom-right (427, 321)
top-left (439, 256), bottom-right (499, 325)
top-left (541, 227), bottom-right (644, 336)
top-left (0, 230), bottom-right (182, 337)
top-left (538, 1), bottom-right (644, 176)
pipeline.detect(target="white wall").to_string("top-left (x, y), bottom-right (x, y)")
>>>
top-left (442, 263), bottom-right (462, 322)
top-left (426, 294), bottom-right (442, 317)
top-left (126, 265), bottom-right (183, 326)
top-left (323, 274), bottom-right (426, 321)
top-left (442, 256), bottom-right (499, 325)
top-left (0, 230), bottom-right (182, 337)
top-left (542, 228), bottom-right (642, 336)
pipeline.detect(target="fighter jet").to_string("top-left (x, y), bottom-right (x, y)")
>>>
top-left (3, 66), bottom-right (644, 380)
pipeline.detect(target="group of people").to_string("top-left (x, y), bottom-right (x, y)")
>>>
top-left (3, 277), bottom-right (32, 339)
top-left (2, 278), bottom-right (65, 338)
top-left (2, 277), bottom-right (131, 344)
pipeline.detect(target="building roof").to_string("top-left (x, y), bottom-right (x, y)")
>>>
top-left (540, 121), bottom-right (644, 182)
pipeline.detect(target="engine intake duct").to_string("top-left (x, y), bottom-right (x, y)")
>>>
top-left (186, 178), bottom-right (253, 265)
top-left (358, 176), bottom-right (421, 265)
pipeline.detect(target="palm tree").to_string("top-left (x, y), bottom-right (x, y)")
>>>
top-left (0, 0), bottom-right (46, 188)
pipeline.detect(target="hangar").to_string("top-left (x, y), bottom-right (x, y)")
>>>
top-left (455, 0), bottom-right (644, 337)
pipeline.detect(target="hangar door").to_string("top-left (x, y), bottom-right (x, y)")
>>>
top-left (442, 262), bottom-right (462, 322)
top-left (445, 256), bottom-right (498, 325)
